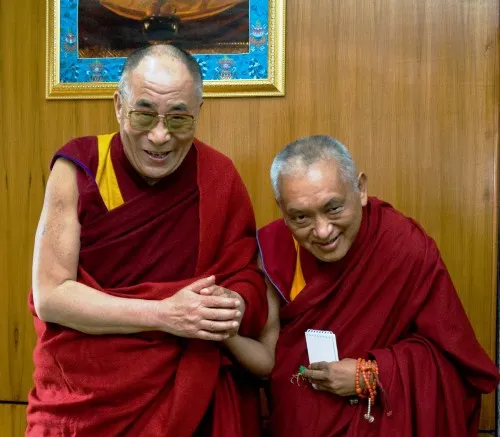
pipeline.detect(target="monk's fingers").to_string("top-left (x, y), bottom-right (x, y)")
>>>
top-left (309, 361), bottom-right (330, 371)
top-left (199, 286), bottom-right (216, 296)
top-left (312, 382), bottom-right (336, 393)
top-left (312, 379), bottom-right (350, 396)
top-left (200, 307), bottom-right (241, 321)
top-left (195, 330), bottom-right (231, 342)
top-left (199, 319), bottom-right (239, 333)
top-left (200, 285), bottom-right (233, 297)
top-left (200, 285), bottom-right (227, 296)
top-left (213, 286), bottom-right (233, 297)
top-left (311, 382), bottom-right (329, 391)
top-left (302, 368), bottom-right (328, 381)
top-left (202, 295), bottom-right (240, 309)
top-left (186, 276), bottom-right (216, 293)
top-left (333, 387), bottom-right (355, 397)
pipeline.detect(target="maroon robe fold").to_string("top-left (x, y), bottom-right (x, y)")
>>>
top-left (27, 134), bottom-right (267, 436)
top-left (258, 197), bottom-right (499, 437)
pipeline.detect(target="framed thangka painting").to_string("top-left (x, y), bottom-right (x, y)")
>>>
top-left (46, 0), bottom-right (286, 99)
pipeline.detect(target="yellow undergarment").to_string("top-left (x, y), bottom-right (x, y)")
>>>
top-left (95, 133), bottom-right (125, 211)
top-left (290, 239), bottom-right (306, 300)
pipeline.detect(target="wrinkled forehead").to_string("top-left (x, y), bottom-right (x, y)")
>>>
top-left (124, 63), bottom-right (199, 113)
top-left (278, 161), bottom-right (356, 213)
top-left (279, 159), bottom-right (346, 195)
top-left (128, 57), bottom-right (195, 91)
top-left (137, 55), bottom-right (186, 76)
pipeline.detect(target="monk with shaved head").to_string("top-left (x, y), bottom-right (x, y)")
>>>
top-left (28, 44), bottom-right (268, 436)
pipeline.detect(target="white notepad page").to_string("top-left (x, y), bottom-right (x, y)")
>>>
top-left (305, 329), bottom-right (339, 364)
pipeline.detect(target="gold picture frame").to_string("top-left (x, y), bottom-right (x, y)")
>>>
top-left (46, 0), bottom-right (286, 99)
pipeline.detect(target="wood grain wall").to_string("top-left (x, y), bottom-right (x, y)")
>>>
top-left (0, 0), bottom-right (498, 434)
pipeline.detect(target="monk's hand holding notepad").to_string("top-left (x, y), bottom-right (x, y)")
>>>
top-left (301, 329), bottom-right (359, 396)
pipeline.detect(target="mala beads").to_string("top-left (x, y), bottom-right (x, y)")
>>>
top-left (355, 358), bottom-right (379, 423)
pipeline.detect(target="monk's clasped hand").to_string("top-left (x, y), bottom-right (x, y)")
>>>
top-left (159, 276), bottom-right (242, 341)
top-left (199, 284), bottom-right (246, 337)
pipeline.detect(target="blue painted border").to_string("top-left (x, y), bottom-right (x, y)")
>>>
top-left (59, 0), bottom-right (269, 83)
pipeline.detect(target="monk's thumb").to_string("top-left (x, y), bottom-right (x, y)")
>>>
top-left (189, 276), bottom-right (216, 291)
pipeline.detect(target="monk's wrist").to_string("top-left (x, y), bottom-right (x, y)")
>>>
top-left (144, 298), bottom-right (170, 332)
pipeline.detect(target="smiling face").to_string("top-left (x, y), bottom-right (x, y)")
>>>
top-left (278, 159), bottom-right (367, 262)
top-left (113, 56), bottom-right (202, 183)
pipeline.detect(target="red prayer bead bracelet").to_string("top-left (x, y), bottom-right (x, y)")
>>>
top-left (355, 358), bottom-right (379, 423)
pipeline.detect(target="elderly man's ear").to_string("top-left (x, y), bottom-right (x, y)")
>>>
top-left (113, 91), bottom-right (123, 124)
top-left (357, 173), bottom-right (368, 206)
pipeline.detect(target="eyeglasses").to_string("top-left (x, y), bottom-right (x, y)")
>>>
top-left (126, 109), bottom-right (195, 134)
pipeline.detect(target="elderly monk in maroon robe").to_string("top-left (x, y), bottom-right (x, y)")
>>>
top-left (28, 44), bottom-right (267, 436)
top-left (258, 135), bottom-right (499, 437)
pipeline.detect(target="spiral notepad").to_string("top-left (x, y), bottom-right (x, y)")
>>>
top-left (305, 329), bottom-right (339, 364)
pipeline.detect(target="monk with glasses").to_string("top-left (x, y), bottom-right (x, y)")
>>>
top-left (28, 44), bottom-right (269, 436)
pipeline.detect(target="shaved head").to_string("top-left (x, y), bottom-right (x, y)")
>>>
top-left (118, 44), bottom-right (203, 102)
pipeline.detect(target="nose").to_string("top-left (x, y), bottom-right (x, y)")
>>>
top-left (312, 216), bottom-right (333, 240)
top-left (147, 118), bottom-right (171, 146)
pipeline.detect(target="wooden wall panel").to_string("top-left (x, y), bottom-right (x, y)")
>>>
top-left (0, 0), bottom-right (43, 402)
top-left (0, 405), bottom-right (27, 437)
top-left (0, 0), bottom-right (497, 430)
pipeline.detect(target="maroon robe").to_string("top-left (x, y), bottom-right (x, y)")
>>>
top-left (258, 197), bottom-right (499, 437)
top-left (27, 134), bottom-right (267, 436)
